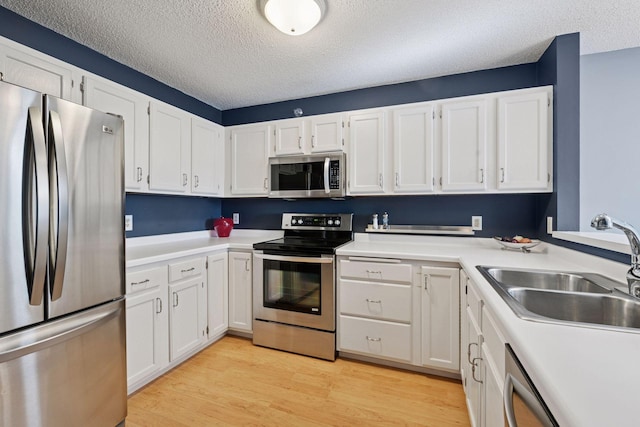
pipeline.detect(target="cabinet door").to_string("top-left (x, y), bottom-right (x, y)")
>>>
top-left (168, 278), bottom-right (206, 361)
top-left (311, 113), bottom-right (343, 153)
top-left (125, 287), bottom-right (168, 388)
top-left (229, 125), bottom-right (270, 195)
top-left (228, 252), bottom-right (253, 332)
top-left (274, 118), bottom-right (305, 156)
top-left (0, 45), bottom-right (72, 99)
top-left (421, 266), bottom-right (460, 371)
top-left (207, 252), bottom-right (229, 339)
top-left (441, 100), bottom-right (487, 191)
top-left (393, 105), bottom-right (435, 193)
top-left (149, 101), bottom-right (191, 192)
top-left (83, 77), bottom-right (149, 192)
top-left (192, 117), bottom-right (224, 196)
top-left (348, 111), bottom-right (386, 194)
top-left (466, 307), bottom-right (484, 427)
top-left (497, 90), bottom-right (550, 191)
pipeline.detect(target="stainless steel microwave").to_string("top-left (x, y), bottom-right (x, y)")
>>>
top-left (268, 153), bottom-right (346, 198)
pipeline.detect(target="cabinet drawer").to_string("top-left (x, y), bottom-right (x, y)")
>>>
top-left (126, 266), bottom-right (167, 294)
top-left (340, 260), bottom-right (412, 283)
top-left (339, 315), bottom-right (411, 362)
top-left (340, 279), bottom-right (411, 322)
top-left (168, 258), bottom-right (204, 282)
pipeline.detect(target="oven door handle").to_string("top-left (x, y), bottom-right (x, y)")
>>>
top-left (255, 252), bottom-right (334, 264)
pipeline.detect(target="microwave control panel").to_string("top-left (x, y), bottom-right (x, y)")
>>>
top-left (329, 160), bottom-right (340, 189)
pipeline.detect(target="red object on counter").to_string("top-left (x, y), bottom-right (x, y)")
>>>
top-left (213, 217), bottom-right (233, 237)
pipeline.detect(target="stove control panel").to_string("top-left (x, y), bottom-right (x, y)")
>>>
top-left (282, 213), bottom-right (353, 231)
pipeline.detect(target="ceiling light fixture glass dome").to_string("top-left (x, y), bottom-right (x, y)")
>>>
top-left (262, 0), bottom-right (325, 36)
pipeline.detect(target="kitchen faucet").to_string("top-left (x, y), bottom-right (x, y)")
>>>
top-left (591, 213), bottom-right (640, 298)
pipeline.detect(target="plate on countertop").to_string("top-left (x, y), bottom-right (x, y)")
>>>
top-left (493, 237), bottom-right (541, 252)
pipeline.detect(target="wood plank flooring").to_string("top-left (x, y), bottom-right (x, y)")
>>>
top-left (126, 336), bottom-right (470, 426)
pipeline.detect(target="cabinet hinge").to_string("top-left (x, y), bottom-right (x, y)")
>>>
top-left (71, 79), bottom-right (75, 89)
top-left (439, 110), bottom-right (442, 119)
top-left (147, 175), bottom-right (150, 184)
top-left (465, 285), bottom-right (468, 295)
top-left (206, 326), bottom-right (209, 335)
top-left (432, 111), bottom-right (435, 120)
top-left (341, 138), bottom-right (344, 146)
top-left (79, 81), bottom-right (84, 93)
top-left (548, 97), bottom-right (551, 107)
top-left (341, 121), bottom-right (344, 128)
top-left (0, 71), bottom-right (4, 81)
top-left (548, 173), bottom-right (551, 183)
top-left (147, 105), bottom-right (150, 115)
top-left (206, 260), bottom-right (209, 269)
top-left (432, 177), bottom-right (435, 186)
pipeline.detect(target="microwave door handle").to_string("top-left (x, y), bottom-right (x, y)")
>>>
top-left (323, 157), bottom-right (330, 193)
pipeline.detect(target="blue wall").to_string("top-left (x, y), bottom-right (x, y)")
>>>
top-left (125, 194), bottom-right (221, 238)
top-left (0, 7), bottom-right (222, 123)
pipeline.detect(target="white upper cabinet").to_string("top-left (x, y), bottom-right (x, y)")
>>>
top-left (229, 123), bottom-right (271, 196)
top-left (149, 100), bottom-right (191, 193)
top-left (310, 113), bottom-right (344, 153)
top-left (273, 113), bottom-right (344, 156)
top-left (191, 117), bottom-right (224, 196)
top-left (348, 110), bottom-right (386, 195)
top-left (0, 45), bottom-right (73, 100)
top-left (497, 90), bottom-right (551, 191)
top-left (441, 99), bottom-right (488, 192)
top-left (393, 104), bottom-right (435, 193)
top-left (82, 76), bottom-right (150, 192)
top-left (273, 118), bottom-right (305, 156)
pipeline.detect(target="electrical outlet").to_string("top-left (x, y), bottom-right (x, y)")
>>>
top-left (125, 215), bottom-right (133, 231)
top-left (233, 213), bottom-right (240, 225)
top-left (547, 216), bottom-right (553, 234)
top-left (472, 216), bottom-right (482, 231)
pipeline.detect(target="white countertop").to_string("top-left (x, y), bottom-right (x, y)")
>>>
top-left (338, 233), bottom-right (638, 427)
top-left (126, 230), bottom-right (639, 426)
top-left (126, 229), bottom-right (283, 268)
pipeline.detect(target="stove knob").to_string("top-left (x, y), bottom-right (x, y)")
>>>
top-left (335, 219), bottom-right (341, 226)
top-left (327, 219), bottom-right (334, 225)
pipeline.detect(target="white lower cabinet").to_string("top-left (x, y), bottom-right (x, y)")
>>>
top-left (420, 266), bottom-right (460, 371)
top-left (460, 269), bottom-right (506, 427)
top-left (125, 253), bottom-right (227, 394)
top-left (228, 251), bottom-right (253, 332)
top-left (125, 266), bottom-right (169, 394)
top-left (207, 251), bottom-right (229, 339)
top-left (338, 256), bottom-right (460, 372)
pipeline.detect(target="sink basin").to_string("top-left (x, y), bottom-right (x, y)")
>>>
top-left (476, 266), bottom-right (640, 332)
top-left (508, 288), bottom-right (640, 329)
top-left (479, 267), bottom-right (613, 293)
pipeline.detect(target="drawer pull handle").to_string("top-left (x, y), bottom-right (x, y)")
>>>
top-left (130, 279), bottom-right (149, 286)
top-left (156, 297), bottom-right (162, 314)
top-left (366, 336), bottom-right (381, 342)
top-left (181, 267), bottom-right (196, 273)
top-left (173, 292), bottom-right (179, 307)
top-left (365, 270), bottom-right (382, 275)
top-left (366, 299), bottom-right (382, 304)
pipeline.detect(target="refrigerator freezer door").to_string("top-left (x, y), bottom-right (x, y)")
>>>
top-left (0, 81), bottom-right (47, 335)
top-left (0, 298), bottom-right (127, 426)
top-left (46, 96), bottom-right (125, 319)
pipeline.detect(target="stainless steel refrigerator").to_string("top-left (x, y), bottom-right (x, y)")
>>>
top-left (0, 80), bottom-right (127, 426)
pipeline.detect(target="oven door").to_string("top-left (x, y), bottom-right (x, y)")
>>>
top-left (253, 252), bottom-right (335, 331)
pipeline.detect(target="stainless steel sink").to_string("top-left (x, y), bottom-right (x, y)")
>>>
top-left (480, 267), bottom-right (613, 293)
top-left (507, 288), bottom-right (640, 329)
top-left (476, 266), bottom-right (640, 332)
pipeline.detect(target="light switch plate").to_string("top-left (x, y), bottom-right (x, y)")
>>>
top-left (233, 213), bottom-right (240, 225)
top-left (472, 216), bottom-right (482, 231)
top-left (125, 215), bottom-right (133, 231)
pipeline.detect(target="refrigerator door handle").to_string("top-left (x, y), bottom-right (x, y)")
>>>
top-left (22, 107), bottom-right (49, 305)
top-left (0, 300), bottom-right (121, 363)
top-left (48, 109), bottom-right (70, 301)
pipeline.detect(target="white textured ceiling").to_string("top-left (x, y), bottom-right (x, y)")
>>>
top-left (1, 0), bottom-right (639, 110)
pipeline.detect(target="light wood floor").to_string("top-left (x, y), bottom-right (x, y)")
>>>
top-left (126, 336), bottom-right (470, 426)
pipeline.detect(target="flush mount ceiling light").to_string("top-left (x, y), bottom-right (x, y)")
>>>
top-left (261, 0), bottom-right (326, 36)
